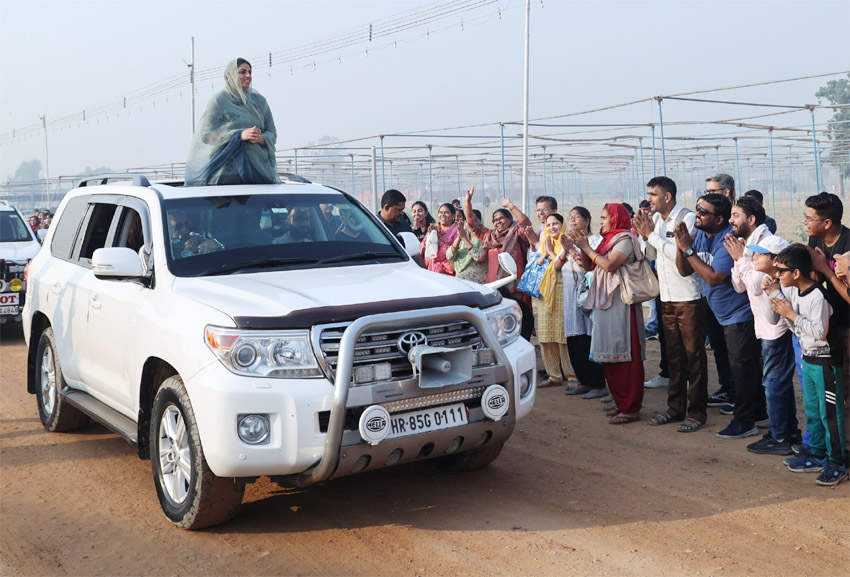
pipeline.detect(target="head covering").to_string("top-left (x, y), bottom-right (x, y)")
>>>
top-left (747, 235), bottom-right (790, 255)
top-left (184, 59), bottom-right (279, 186)
top-left (594, 203), bottom-right (632, 261)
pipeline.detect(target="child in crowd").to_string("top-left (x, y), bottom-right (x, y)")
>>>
top-left (763, 244), bottom-right (847, 486)
top-left (732, 234), bottom-right (801, 455)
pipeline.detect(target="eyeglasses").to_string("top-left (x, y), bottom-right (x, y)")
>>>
top-left (568, 215), bottom-right (581, 221)
top-left (802, 216), bottom-right (825, 224)
top-left (695, 206), bottom-right (716, 216)
top-left (492, 216), bottom-right (507, 223)
top-left (704, 188), bottom-right (726, 194)
top-left (775, 266), bottom-right (795, 274)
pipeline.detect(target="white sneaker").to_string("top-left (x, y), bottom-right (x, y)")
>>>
top-left (644, 374), bottom-right (669, 389)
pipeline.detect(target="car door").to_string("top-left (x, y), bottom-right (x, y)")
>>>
top-left (81, 202), bottom-right (153, 416)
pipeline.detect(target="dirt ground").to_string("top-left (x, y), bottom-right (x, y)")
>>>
top-left (1, 323), bottom-right (848, 577)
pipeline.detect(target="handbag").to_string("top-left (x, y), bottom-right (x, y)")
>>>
top-left (517, 252), bottom-right (549, 298)
top-left (576, 270), bottom-right (594, 313)
top-left (619, 254), bottom-right (660, 305)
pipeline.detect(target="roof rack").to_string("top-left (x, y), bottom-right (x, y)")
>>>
top-left (76, 174), bottom-right (151, 188)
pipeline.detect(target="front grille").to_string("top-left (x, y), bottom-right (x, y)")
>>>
top-left (316, 320), bottom-right (482, 385)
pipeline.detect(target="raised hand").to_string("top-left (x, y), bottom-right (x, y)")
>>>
top-left (724, 233), bottom-right (745, 261)
top-left (673, 221), bottom-right (693, 252)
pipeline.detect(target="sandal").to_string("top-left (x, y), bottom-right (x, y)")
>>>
top-left (648, 412), bottom-right (683, 427)
top-left (605, 408), bottom-right (620, 417)
top-left (563, 380), bottom-right (579, 391)
top-left (677, 417), bottom-right (705, 433)
top-left (539, 378), bottom-right (563, 388)
top-left (609, 413), bottom-right (641, 425)
top-left (602, 401), bottom-right (617, 412)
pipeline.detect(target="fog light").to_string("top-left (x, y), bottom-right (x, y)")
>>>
top-left (520, 370), bottom-right (532, 398)
top-left (237, 414), bottom-right (270, 445)
top-left (374, 362), bottom-right (393, 381)
top-left (353, 365), bottom-right (375, 384)
top-left (474, 348), bottom-right (495, 366)
top-left (481, 384), bottom-right (509, 421)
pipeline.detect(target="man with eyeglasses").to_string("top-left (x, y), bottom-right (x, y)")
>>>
top-left (804, 192), bottom-right (850, 453)
top-left (632, 176), bottom-right (707, 433)
top-left (705, 173), bottom-right (736, 202)
top-left (674, 194), bottom-right (767, 440)
top-left (701, 174), bottom-right (738, 413)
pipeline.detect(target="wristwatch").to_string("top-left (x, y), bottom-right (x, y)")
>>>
top-left (684, 247), bottom-right (695, 257)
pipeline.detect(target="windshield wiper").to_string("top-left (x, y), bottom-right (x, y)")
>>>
top-left (319, 251), bottom-right (401, 265)
top-left (199, 256), bottom-right (321, 276)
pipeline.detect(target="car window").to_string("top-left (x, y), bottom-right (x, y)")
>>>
top-left (0, 210), bottom-right (34, 243)
top-left (78, 203), bottom-right (118, 263)
top-left (50, 197), bottom-right (89, 260)
top-left (114, 207), bottom-right (146, 253)
top-left (163, 193), bottom-right (405, 277)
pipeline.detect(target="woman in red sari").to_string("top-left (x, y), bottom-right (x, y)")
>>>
top-left (570, 203), bottom-right (645, 424)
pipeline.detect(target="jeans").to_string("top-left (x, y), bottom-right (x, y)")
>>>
top-left (762, 332), bottom-right (799, 441)
top-left (724, 320), bottom-right (766, 427)
top-left (662, 299), bottom-right (708, 423)
top-left (646, 299), bottom-right (658, 334)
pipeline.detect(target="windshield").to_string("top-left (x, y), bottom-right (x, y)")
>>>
top-left (0, 210), bottom-right (35, 243)
top-left (163, 193), bottom-right (405, 276)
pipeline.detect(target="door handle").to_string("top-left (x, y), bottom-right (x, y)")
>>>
top-left (50, 282), bottom-right (61, 295)
top-left (89, 295), bottom-right (101, 310)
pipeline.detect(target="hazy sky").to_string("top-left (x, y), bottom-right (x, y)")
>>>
top-left (1, 0), bottom-right (848, 181)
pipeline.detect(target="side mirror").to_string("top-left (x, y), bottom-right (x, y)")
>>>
top-left (483, 252), bottom-right (518, 291)
top-left (397, 232), bottom-right (421, 257)
top-left (91, 247), bottom-right (145, 279)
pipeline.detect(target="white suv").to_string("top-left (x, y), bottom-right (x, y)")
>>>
top-left (0, 201), bottom-right (42, 326)
top-left (23, 174), bottom-right (536, 529)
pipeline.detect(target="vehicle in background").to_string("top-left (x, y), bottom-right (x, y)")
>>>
top-left (0, 201), bottom-right (42, 326)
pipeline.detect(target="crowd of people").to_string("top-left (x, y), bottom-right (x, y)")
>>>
top-left (374, 175), bottom-right (849, 488)
top-left (187, 58), bottom-right (848, 488)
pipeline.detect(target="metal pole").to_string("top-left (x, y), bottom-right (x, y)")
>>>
top-left (428, 145), bottom-right (433, 209)
top-left (769, 128), bottom-right (776, 219)
top-left (189, 37), bottom-right (195, 134)
top-left (651, 124), bottom-right (657, 176)
top-left (639, 137), bottom-right (645, 188)
top-left (521, 0), bottom-right (531, 215)
top-left (350, 154), bottom-right (355, 193)
top-left (810, 107), bottom-right (821, 192)
top-left (656, 99), bottom-right (667, 176)
top-left (715, 146), bottom-right (720, 171)
top-left (380, 136), bottom-right (386, 194)
top-left (371, 146), bottom-right (378, 213)
top-left (500, 123), bottom-right (506, 196)
top-left (788, 147), bottom-right (794, 217)
top-left (541, 146), bottom-right (547, 195)
top-left (40, 115), bottom-right (49, 202)
top-left (734, 138), bottom-right (741, 190)
top-left (294, 149), bottom-right (298, 173)
top-left (456, 156), bottom-right (462, 197)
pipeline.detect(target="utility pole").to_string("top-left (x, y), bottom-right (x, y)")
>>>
top-left (189, 37), bottom-right (196, 134)
top-left (39, 115), bottom-right (50, 205)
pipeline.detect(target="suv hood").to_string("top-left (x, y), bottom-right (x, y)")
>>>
top-left (172, 262), bottom-right (497, 325)
top-left (0, 240), bottom-right (41, 263)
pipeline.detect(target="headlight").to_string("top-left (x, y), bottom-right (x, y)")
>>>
top-left (205, 326), bottom-right (321, 378)
top-left (484, 299), bottom-right (522, 347)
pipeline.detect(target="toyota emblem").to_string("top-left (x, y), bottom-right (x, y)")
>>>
top-left (397, 331), bottom-right (428, 354)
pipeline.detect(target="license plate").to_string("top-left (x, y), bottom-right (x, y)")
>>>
top-left (0, 306), bottom-right (19, 315)
top-left (0, 293), bottom-right (19, 306)
top-left (387, 403), bottom-right (468, 439)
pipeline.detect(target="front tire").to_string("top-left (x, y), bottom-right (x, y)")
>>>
top-left (150, 376), bottom-right (244, 530)
top-left (35, 327), bottom-right (89, 432)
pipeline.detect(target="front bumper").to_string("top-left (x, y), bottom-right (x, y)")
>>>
top-left (186, 306), bottom-right (536, 480)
